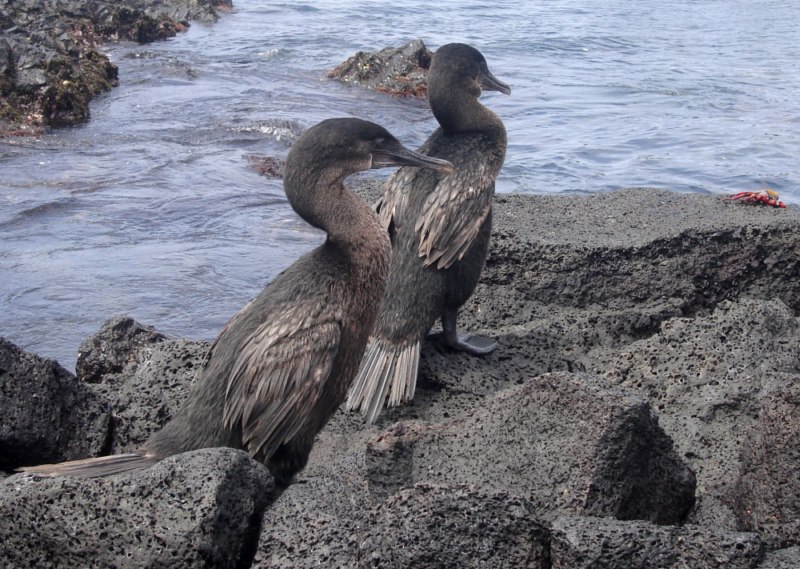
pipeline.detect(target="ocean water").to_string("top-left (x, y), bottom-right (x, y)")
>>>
top-left (1, 0), bottom-right (798, 370)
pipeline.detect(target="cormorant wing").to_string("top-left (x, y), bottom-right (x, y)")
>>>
top-left (220, 307), bottom-right (341, 460)
top-left (413, 154), bottom-right (495, 270)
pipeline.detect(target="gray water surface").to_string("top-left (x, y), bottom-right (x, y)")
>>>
top-left (2, 0), bottom-right (799, 370)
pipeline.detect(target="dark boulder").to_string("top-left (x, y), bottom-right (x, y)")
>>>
top-left (256, 483), bottom-right (551, 569)
top-left (328, 39), bottom-right (432, 98)
top-left (0, 38), bottom-right (14, 94)
top-left (77, 315), bottom-right (206, 453)
top-left (585, 298), bottom-right (800, 531)
top-left (0, 448), bottom-right (273, 569)
top-left (97, 335), bottom-right (207, 453)
top-left (0, 338), bottom-right (111, 470)
top-left (76, 315), bottom-right (168, 384)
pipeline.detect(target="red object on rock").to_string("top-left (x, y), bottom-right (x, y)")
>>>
top-left (727, 189), bottom-right (786, 208)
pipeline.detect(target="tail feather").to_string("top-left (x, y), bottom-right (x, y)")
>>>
top-left (364, 350), bottom-right (394, 425)
top-left (346, 336), bottom-right (420, 424)
top-left (388, 341), bottom-right (419, 407)
top-left (18, 453), bottom-right (157, 478)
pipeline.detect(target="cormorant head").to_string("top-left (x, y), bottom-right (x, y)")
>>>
top-left (288, 118), bottom-right (454, 178)
top-left (430, 43), bottom-right (511, 97)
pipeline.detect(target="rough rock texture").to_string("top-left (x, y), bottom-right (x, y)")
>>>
top-left (0, 448), bottom-right (273, 569)
top-left (0, 337), bottom-right (110, 469)
top-left (76, 315), bottom-right (167, 383)
top-left (550, 516), bottom-right (764, 569)
top-left (257, 482), bottom-right (551, 568)
top-left (364, 372), bottom-right (695, 523)
top-left (584, 299), bottom-right (800, 531)
top-left (1, 188), bottom-right (799, 567)
top-left (759, 547), bottom-right (800, 569)
top-left (94, 336), bottom-right (207, 453)
top-left (0, 0), bottom-right (232, 135)
top-left (733, 374), bottom-right (800, 548)
top-left (75, 316), bottom-right (206, 453)
top-left (328, 39), bottom-right (432, 98)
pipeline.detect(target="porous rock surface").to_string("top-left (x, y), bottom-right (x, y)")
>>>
top-left (550, 516), bottom-right (764, 569)
top-left (76, 314), bottom-right (168, 383)
top-left (363, 372), bottom-right (695, 523)
top-left (0, 448), bottom-right (272, 569)
top-left (77, 317), bottom-right (208, 453)
top-left (759, 546), bottom-right (800, 569)
top-left (0, 187), bottom-right (798, 568)
top-left (0, 337), bottom-right (110, 469)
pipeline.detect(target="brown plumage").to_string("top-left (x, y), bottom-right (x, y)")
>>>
top-left (22, 118), bottom-right (453, 485)
top-left (346, 43), bottom-right (510, 424)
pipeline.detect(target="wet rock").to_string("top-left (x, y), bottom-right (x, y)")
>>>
top-left (550, 516), bottom-right (764, 569)
top-left (328, 39), bottom-right (432, 98)
top-left (0, 338), bottom-right (111, 470)
top-left (247, 154), bottom-right (286, 178)
top-left (0, 0), bottom-right (232, 134)
top-left (0, 447), bottom-right (273, 569)
top-left (366, 372), bottom-right (695, 524)
top-left (231, 118), bottom-right (305, 144)
top-left (256, 483), bottom-right (550, 569)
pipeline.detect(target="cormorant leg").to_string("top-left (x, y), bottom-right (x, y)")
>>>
top-left (441, 308), bottom-right (497, 356)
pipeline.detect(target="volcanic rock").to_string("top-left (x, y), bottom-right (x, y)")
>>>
top-left (0, 337), bottom-right (110, 470)
top-left (0, 448), bottom-right (272, 569)
top-left (550, 516), bottom-right (764, 569)
top-left (0, 0), bottom-right (232, 134)
top-left (0, 188), bottom-right (798, 567)
top-left (328, 39), bottom-right (432, 98)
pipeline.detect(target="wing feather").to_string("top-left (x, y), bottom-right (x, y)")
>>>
top-left (380, 132), bottom-right (502, 271)
top-left (222, 313), bottom-right (341, 460)
top-left (414, 171), bottom-right (495, 270)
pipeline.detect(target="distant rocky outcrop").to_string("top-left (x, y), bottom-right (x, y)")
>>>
top-left (328, 39), bottom-right (432, 98)
top-left (0, 0), bottom-right (232, 135)
top-left (1, 188), bottom-right (799, 568)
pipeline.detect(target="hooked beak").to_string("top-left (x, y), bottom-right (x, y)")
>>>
top-left (372, 140), bottom-right (455, 174)
top-left (479, 69), bottom-right (511, 95)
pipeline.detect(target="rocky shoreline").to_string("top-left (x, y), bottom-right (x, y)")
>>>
top-left (1, 187), bottom-right (798, 568)
top-left (0, 0), bottom-right (231, 136)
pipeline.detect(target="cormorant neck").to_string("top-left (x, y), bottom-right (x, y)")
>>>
top-left (324, 187), bottom-right (386, 250)
top-left (428, 77), bottom-right (505, 136)
top-left (283, 163), bottom-right (387, 254)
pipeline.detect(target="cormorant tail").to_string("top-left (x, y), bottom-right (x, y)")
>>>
top-left (346, 337), bottom-right (420, 424)
top-left (18, 453), bottom-right (157, 478)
